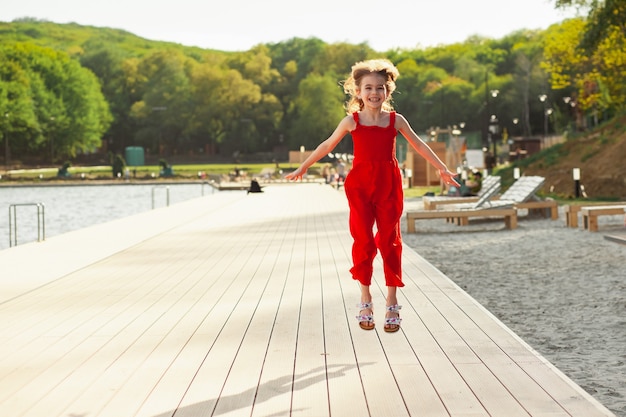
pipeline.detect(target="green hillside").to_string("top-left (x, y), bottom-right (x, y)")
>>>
top-left (501, 114), bottom-right (626, 200)
top-left (0, 18), bottom-right (227, 57)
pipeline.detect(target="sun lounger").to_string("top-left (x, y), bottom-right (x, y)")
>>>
top-left (405, 176), bottom-right (556, 232)
top-left (495, 175), bottom-right (558, 220)
top-left (422, 175), bottom-right (501, 210)
top-left (406, 182), bottom-right (517, 232)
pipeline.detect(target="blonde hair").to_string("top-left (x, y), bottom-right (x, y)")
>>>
top-left (343, 59), bottom-right (399, 113)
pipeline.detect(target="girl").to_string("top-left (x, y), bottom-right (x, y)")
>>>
top-left (286, 59), bottom-right (459, 332)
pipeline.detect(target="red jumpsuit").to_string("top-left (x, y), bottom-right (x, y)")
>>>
top-left (344, 112), bottom-right (404, 288)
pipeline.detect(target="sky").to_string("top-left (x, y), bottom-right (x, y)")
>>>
top-left (2, 0), bottom-right (582, 52)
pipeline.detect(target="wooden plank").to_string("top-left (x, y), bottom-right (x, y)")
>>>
top-left (581, 205), bottom-right (626, 232)
top-left (170, 198), bottom-right (301, 417)
top-left (455, 363), bottom-right (533, 417)
top-left (317, 208), bottom-right (371, 417)
top-left (142, 223), bottom-right (283, 417)
top-left (0, 184), bottom-right (616, 417)
top-left (401, 249), bottom-right (614, 416)
top-left (516, 200), bottom-right (559, 220)
top-left (564, 201), bottom-right (626, 228)
top-left (393, 261), bottom-right (490, 416)
top-left (0, 243), bottom-right (203, 415)
top-left (289, 208), bottom-right (333, 416)
top-left (82, 240), bottom-right (249, 416)
top-left (407, 208), bottom-right (517, 232)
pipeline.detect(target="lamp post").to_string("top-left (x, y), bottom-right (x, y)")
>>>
top-left (488, 89), bottom-right (499, 161)
top-left (573, 168), bottom-right (581, 198)
top-left (512, 118), bottom-right (519, 136)
top-left (538, 94), bottom-right (551, 138)
top-left (563, 96), bottom-right (577, 131)
top-left (545, 108), bottom-right (553, 137)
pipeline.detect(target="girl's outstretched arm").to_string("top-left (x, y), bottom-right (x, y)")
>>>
top-left (285, 116), bottom-right (355, 181)
top-left (395, 113), bottom-right (460, 187)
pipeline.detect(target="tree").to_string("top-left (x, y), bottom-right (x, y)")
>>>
top-left (509, 32), bottom-right (549, 137)
top-left (0, 42), bottom-right (112, 160)
top-left (542, 17), bottom-right (624, 127)
top-left (0, 58), bottom-right (38, 160)
top-left (130, 49), bottom-right (194, 155)
top-left (555, 0), bottom-right (625, 52)
top-left (287, 73), bottom-right (345, 152)
top-left (186, 62), bottom-right (230, 156)
top-left (80, 42), bottom-right (139, 153)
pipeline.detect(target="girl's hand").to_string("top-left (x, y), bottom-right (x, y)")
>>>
top-left (439, 169), bottom-right (461, 187)
top-left (285, 167), bottom-right (306, 181)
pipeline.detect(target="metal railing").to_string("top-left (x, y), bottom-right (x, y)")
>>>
top-left (151, 186), bottom-right (170, 209)
top-left (9, 203), bottom-right (46, 247)
top-left (201, 181), bottom-right (216, 196)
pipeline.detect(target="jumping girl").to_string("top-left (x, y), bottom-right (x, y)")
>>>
top-left (286, 59), bottom-right (459, 332)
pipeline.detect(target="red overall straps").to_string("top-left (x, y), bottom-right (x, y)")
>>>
top-left (344, 112), bottom-right (404, 287)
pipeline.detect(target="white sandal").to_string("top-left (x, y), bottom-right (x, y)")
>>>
top-left (384, 304), bottom-right (402, 333)
top-left (356, 302), bottom-right (375, 330)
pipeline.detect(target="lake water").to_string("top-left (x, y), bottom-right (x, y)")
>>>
top-left (0, 183), bottom-right (223, 251)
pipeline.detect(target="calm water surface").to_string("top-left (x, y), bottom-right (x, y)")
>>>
top-left (0, 183), bottom-right (219, 251)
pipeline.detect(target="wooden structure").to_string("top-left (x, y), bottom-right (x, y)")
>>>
top-left (407, 207), bottom-right (518, 232)
top-left (0, 184), bottom-right (615, 417)
top-left (564, 201), bottom-right (626, 228)
top-left (405, 142), bottom-right (447, 186)
top-left (581, 205), bottom-right (626, 232)
top-left (422, 175), bottom-right (502, 210)
top-left (406, 176), bottom-right (558, 233)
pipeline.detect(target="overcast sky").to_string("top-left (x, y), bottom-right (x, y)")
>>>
top-left (2, 0), bottom-right (582, 52)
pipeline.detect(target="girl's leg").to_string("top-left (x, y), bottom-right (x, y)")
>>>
top-left (361, 284), bottom-right (372, 305)
top-left (385, 286), bottom-right (402, 332)
top-left (374, 201), bottom-right (404, 288)
top-left (346, 192), bottom-right (377, 286)
top-left (373, 169), bottom-right (404, 288)
top-left (386, 286), bottom-right (397, 306)
top-left (357, 284), bottom-right (375, 330)
top-left (345, 178), bottom-right (376, 330)
top-left (375, 221), bottom-right (403, 287)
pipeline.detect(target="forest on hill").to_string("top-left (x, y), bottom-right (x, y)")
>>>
top-left (0, 1), bottom-right (624, 198)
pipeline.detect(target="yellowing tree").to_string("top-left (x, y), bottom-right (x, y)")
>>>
top-left (542, 17), bottom-right (625, 128)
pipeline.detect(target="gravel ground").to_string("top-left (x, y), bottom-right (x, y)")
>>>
top-left (402, 200), bottom-right (626, 416)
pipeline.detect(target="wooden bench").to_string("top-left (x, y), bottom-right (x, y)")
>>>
top-left (406, 208), bottom-right (518, 232)
top-left (564, 201), bottom-right (626, 227)
top-left (516, 199), bottom-right (559, 220)
top-left (581, 205), bottom-right (626, 232)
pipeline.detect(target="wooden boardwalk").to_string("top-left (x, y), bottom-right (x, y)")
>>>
top-left (0, 183), bottom-right (615, 417)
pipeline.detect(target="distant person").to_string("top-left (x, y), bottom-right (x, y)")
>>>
top-left (322, 163), bottom-right (332, 184)
top-left (248, 179), bottom-right (263, 194)
top-left (446, 173), bottom-right (463, 196)
top-left (285, 59), bottom-right (459, 333)
top-left (336, 159), bottom-right (347, 184)
top-left (484, 151), bottom-right (496, 173)
top-left (464, 170), bottom-right (483, 196)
